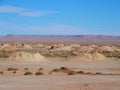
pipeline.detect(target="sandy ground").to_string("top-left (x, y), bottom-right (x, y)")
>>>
top-left (0, 59), bottom-right (120, 90)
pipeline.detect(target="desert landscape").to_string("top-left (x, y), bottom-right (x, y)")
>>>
top-left (0, 0), bottom-right (120, 89)
top-left (0, 35), bottom-right (120, 90)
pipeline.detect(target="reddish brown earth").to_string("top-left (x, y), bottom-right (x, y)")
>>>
top-left (0, 39), bottom-right (120, 90)
top-left (0, 60), bottom-right (120, 90)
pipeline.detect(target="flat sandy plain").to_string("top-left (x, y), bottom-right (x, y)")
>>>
top-left (0, 59), bottom-right (120, 90)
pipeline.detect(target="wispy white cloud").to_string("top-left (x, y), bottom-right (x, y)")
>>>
top-left (0, 5), bottom-right (58, 17)
top-left (0, 22), bottom-right (120, 35)
top-left (20, 11), bottom-right (58, 17)
top-left (0, 5), bottom-right (26, 13)
top-left (0, 22), bottom-right (89, 35)
top-left (20, 11), bottom-right (41, 17)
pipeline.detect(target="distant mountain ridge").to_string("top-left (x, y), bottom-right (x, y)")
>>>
top-left (0, 34), bottom-right (120, 42)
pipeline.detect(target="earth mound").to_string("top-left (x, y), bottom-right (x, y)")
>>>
top-left (10, 52), bottom-right (46, 62)
top-left (78, 53), bottom-right (106, 60)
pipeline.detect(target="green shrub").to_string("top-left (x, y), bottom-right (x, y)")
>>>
top-left (35, 72), bottom-right (44, 75)
top-left (24, 71), bottom-right (33, 75)
top-left (77, 71), bottom-right (84, 74)
top-left (96, 72), bottom-right (102, 75)
top-left (0, 54), bottom-right (9, 58)
top-left (7, 67), bottom-right (18, 71)
top-left (14, 68), bottom-right (18, 71)
top-left (7, 67), bottom-right (13, 71)
top-left (68, 71), bottom-right (75, 75)
top-left (0, 51), bottom-right (10, 58)
top-left (52, 68), bottom-right (60, 72)
top-left (85, 72), bottom-right (92, 74)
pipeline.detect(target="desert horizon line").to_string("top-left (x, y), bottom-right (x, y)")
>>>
top-left (0, 34), bottom-right (119, 37)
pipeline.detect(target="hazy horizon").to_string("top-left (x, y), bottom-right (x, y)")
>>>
top-left (1, 33), bottom-right (120, 36)
top-left (0, 0), bottom-right (120, 35)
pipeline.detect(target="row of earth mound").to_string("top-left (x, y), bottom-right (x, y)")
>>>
top-left (0, 43), bottom-right (120, 61)
top-left (9, 52), bottom-right (106, 61)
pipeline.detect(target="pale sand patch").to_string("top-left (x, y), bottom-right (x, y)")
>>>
top-left (10, 52), bottom-right (46, 62)
top-left (0, 59), bottom-right (120, 90)
top-left (0, 75), bottom-right (120, 90)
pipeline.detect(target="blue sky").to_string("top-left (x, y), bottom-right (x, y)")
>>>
top-left (0, 0), bottom-right (120, 35)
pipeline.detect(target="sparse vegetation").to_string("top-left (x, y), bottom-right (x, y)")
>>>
top-left (41, 51), bottom-right (76, 58)
top-left (76, 71), bottom-right (84, 74)
top-left (67, 71), bottom-right (76, 75)
top-left (0, 71), bottom-right (3, 75)
top-left (103, 51), bottom-right (120, 59)
top-left (96, 72), bottom-right (102, 75)
top-left (24, 71), bottom-right (33, 75)
top-left (14, 68), bottom-right (18, 71)
top-left (7, 67), bottom-right (18, 71)
top-left (38, 68), bottom-right (43, 71)
top-left (0, 51), bottom-right (13, 58)
top-left (0, 51), bottom-right (9, 58)
top-left (35, 71), bottom-right (44, 75)
top-left (52, 68), bottom-right (61, 72)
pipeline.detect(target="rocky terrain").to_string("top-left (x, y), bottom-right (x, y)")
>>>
top-left (0, 36), bottom-right (120, 90)
top-left (0, 42), bottom-right (120, 61)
